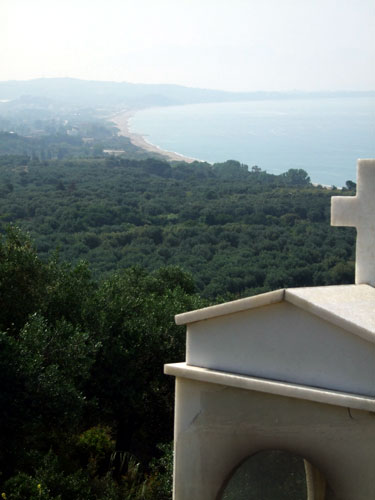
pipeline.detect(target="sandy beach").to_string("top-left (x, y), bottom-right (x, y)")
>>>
top-left (110, 109), bottom-right (197, 163)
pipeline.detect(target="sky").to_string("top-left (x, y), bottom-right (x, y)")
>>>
top-left (1, 0), bottom-right (374, 92)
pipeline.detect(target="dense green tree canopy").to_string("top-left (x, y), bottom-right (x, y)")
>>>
top-left (0, 154), bottom-right (355, 299)
top-left (0, 228), bottom-right (203, 499)
top-left (0, 131), bottom-right (358, 498)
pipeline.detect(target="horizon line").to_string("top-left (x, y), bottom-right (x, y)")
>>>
top-left (0, 77), bottom-right (374, 95)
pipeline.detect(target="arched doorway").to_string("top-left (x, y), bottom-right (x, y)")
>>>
top-left (220, 450), bottom-right (337, 500)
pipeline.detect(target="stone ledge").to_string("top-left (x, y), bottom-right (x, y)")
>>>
top-left (175, 289), bottom-right (285, 325)
top-left (164, 362), bottom-right (375, 412)
top-left (174, 284), bottom-right (375, 344)
top-left (285, 285), bottom-right (375, 344)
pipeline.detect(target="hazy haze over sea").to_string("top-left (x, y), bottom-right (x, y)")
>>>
top-left (130, 96), bottom-right (375, 187)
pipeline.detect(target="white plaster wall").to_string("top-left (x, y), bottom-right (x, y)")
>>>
top-left (173, 377), bottom-right (375, 500)
top-left (186, 302), bottom-right (375, 396)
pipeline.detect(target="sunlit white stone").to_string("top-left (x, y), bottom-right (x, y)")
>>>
top-left (331, 159), bottom-right (375, 286)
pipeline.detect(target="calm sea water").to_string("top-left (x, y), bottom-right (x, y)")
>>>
top-left (130, 97), bottom-right (375, 186)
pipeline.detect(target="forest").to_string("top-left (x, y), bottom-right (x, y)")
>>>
top-left (0, 227), bottom-right (202, 499)
top-left (0, 149), bottom-right (355, 299)
top-left (0, 125), bottom-right (357, 498)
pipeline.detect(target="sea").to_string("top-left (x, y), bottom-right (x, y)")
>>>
top-left (129, 96), bottom-right (375, 187)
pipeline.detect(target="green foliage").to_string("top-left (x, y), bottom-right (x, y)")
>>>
top-left (0, 155), bottom-right (355, 299)
top-left (4, 451), bottom-right (92, 500)
top-left (0, 226), bottom-right (47, 333)
top-left (0, 148), bottom-right (358, 499)
top-left (18, 313), bottom-right (97, 426)
top-left (87, 266), bottom-right (204, 460)
top-left (0, 228), bottom-right (202, 498)
top-left (77, 426), bottom-right (115, 461)
top-left (280, 168), bottom-right (310, 186)
top-left (344, 180), bottom-right (356, 191)
top-left (149, 443), bottom-right (174, 500)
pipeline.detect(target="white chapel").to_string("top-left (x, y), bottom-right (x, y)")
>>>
top-left (165, 159), bottom-right (375, 500)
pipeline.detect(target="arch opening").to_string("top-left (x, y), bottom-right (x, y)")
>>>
top-left (220, 450), bottom-right (337, 500)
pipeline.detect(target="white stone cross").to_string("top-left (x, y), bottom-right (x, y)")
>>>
top-left (331, 159), bottom-right (375, 286)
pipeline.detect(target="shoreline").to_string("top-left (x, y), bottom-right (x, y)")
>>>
top-left (110, 109), bottom-right (198, 163)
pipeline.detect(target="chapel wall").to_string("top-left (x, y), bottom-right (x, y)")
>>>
top-left (186, 302), bottom-right (375, 396)
top-left (173, 377), bottom-right (375, 500)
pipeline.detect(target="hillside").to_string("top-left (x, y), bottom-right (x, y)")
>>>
top-left (1, 78), bottom-right (373, 109)
top-left (0, 127), bottom-right (358, 499)
top-left (0, 154), bottom-right (355, 299)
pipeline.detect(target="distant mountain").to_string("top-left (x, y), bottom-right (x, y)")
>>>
top-left (0, 78), bottom-right (373, 110)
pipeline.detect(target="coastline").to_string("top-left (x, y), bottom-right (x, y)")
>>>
top-left (110, 109), bottom-right (197, 163)
top-left (108, 98), bottom-right (368, 186)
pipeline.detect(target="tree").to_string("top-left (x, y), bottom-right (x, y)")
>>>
top-left (280, 169), bottom-right (310, 186)
top-left (0, 228), bottom-right (202, 497)
top-left (86, 266), bottom-right (205, 462)
top-left (0, 226), bottom-right (47, 333)
top-left (345, 180), bottom-right (356, 191)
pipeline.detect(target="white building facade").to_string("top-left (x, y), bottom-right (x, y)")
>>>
top-left (165, 160), bottom-right (375, 500)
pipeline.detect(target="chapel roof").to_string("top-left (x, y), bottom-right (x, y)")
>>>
top-left (175, 284), bottom-right (375, 344)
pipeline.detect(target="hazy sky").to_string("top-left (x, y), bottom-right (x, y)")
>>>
top-left (1, 0), bottom-right (374, 91)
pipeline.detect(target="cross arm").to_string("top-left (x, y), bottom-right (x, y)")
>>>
top-left (331, 196), bottom-right (359, 228)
